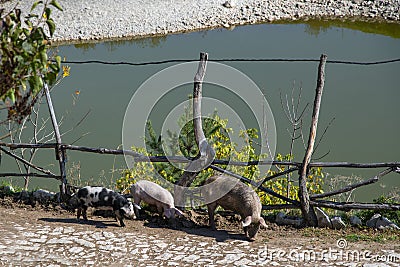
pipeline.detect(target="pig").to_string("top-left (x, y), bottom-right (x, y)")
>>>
top-left (130, 180), bottom-right (183, 219)
top-left (74, 186), bottom-right (139, 227)
top-left (202, 175), bottom-right (267, 241)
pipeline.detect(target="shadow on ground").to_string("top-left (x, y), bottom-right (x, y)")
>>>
top-left (141, 210), bottom-right (249, 242)
top-left (39, 217), bottom-right (120, 228)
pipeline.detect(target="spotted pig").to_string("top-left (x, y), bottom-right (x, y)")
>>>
top-left (75, 186), bottom-right (139, 227)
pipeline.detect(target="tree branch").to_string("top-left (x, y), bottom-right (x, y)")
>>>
top-left (0, 173), bottom-right (61, 179)
top-left (0, 147), bottom-right (56, 176)
top-left (311, 167), bottom-right (393, 199)
top-left (311, 200), bottom-right (400, 211)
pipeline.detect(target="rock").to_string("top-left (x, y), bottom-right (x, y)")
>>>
top-left (275, 212), bottom-right (303, 227)
top-left (331, 216), bottom-right (346, 229)
top-left (315, 207), bottom-right (332, 228)
top-left (366, 214), bottom-right (400, 230)
top-left (3, 185), bottom-right (15, 195)
top-left (18, 190), bottom-right (30, 201)
top-left (33, 189), bottom-right (55, 202)
top-left (349, 215), bottom-right (362, 226)
top-left (54, 192), bottom-right (61, 202)
top-left (222, 0), bottom-right (236, 8)
top-left (366, 213), bottom-right (382, 228)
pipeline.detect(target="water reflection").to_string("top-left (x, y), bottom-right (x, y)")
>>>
top-left (276, 18), bottom-right (400, 38)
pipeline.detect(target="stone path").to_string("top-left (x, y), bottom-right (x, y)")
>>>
top-left (0, 207), bottom-right (399, 266)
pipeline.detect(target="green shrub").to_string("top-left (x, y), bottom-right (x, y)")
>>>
top-left (116, 102), bottom-right (325, 204)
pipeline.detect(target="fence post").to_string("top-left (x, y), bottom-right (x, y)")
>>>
top-left (43, 83), bottom-right (68, 202)
top-left (298, 54), bottom-right (327, 227)
top-left (175, 52), bottom-right (215, 209)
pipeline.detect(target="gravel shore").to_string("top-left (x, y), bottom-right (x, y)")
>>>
top-left (1, 0), bottom-right (400, 43)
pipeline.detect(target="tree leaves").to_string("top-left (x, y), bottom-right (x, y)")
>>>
top-left (50, 0), bottom-right (63, 11)
top-left (46, 18), bottom-right (56, 36)
top-left (0, 1), bottom-right (65, 123)
top-left (30, 1), bottom-right (44, 12)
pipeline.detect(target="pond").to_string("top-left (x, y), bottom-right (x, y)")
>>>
top-left (2, 19), bottom-right (400, 202)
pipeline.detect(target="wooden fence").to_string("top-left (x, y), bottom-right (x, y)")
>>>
top-left (0, 53), bottom-right (399, 226)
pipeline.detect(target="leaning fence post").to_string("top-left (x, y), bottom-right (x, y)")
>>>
top-left (175, 52), bottom-right (215, 209)
top-left (43, 83), bottom-right (68, 202)
top-left (298, 54), bottom-right (327, 227)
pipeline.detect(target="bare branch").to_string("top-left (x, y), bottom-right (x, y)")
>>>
top-left (294, 83), bottom-right (303, 116)
top-left (260, 167), bottom-right (299, 184)
top-left (311, 150), bottom-right (330, 161)
top-left (310, 200), bottom-right (400, 211)
top-left (0, 172), bottom-right (60, 179)
top-left (280, 91), bottom-right (293, 123)
top-left (312, 117), bottom-right (335, 158)
top-left (70, 132), bottom-right (91, 145)
top-left (311, 167), bottom-right (393, 199)
top-left (262, 204), bottom-right (299, 210)
top-left (0, 147), bottom-right (56, 176)
top-left (297, 103), bottom-right (310, 123)
top-left (60, 109), bottom-right (91, 138)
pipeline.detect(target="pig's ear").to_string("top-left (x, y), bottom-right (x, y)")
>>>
top-left (242, 216), bottom-right (252, 227)
top-left (164, 209), bottom-right (174, 219)
top-left (259, 217), bottom-right (268, 229)
top-left (174, 208), bottom-right (184, 217)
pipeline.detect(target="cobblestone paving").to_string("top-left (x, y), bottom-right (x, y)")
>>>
top-left (0, 208), bottom-right (399, 266)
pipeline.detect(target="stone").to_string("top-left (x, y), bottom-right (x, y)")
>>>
top-left (18, 190), bottom-right (30, 201)
top-left (331, 216), bottom-right (346, 229)
top-left (315, 207), bottom-right (332, 228)
top-left (222, 0), bottom-right (236, 8)
top-left (33, 189), bottom-right (55, 202)
top-left (275, 212), bottom-right (303, 227)
top-left (349, 215), bottom-right (363, 226)
top-left (366, 214), bottom-right (400, 230)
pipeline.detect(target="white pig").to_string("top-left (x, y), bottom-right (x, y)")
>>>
top-left (130, 180), bottom-right (183, 219)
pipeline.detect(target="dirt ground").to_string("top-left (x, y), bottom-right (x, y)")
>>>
top-left (0, 196), bottom-right (399, 266)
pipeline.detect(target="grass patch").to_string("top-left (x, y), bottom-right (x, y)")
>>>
top-left (345, 231), bottom-right (399, 243)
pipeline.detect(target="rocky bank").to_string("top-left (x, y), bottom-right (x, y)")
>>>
top-left (1, 0), bottom-right (399, 43)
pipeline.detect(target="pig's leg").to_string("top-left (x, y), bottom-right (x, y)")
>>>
top-left (115, 210), bottom-right (125, 227)
top-left (157, 206), bottom-right (164, 218)
top-left (82, 206), bottom-right (88, 221)
top-left (77, 207), bottom-right (82, 221)
top-left (207, 202), bottom-right (218, 230)
top-left (133, 197), bottom-right (141, 219)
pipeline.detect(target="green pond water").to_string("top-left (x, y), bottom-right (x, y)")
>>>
top-left (2, 19), bottom-right (399, 202)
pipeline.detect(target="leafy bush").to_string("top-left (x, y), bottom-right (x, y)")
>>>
top-left (257, 153), bottom-right (324, 205)
top-left (116, 101), bottom-right (325, 204)
top-left (0, 0), bottom-right (63, 122)
top-left (0, 180), bottom-right (23, 196)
